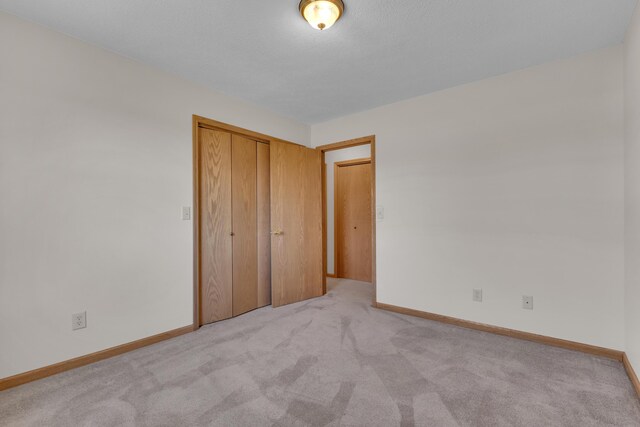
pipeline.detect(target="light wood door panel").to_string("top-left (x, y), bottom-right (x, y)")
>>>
top-left (336, 161), bottom-right (372, 282)
top-left (303, 148), bottom-right (324, 294)
top-left (257, 142), bottom-right (271, 308)
top-left (232, 135), bottom-right (258, 316)
top-left (199, 128), bottom-right (233, 324)
top-left (270, 141), bottom-right (323, 307)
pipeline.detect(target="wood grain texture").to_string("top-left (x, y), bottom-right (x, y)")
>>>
top-left (376, 302), bottom-right (624, 361)
top-left (231, 135), bottom-right (258, 316)
top-left (271, 141), bottom-right (303, 307)
top-left (322, 160), bottom-right (327, 294)
top-left (194, 115), bottom-right (301, 327)
top-left (336, 160), bottom-right (372, 282)
top-left (192, 117), bottom-right (200, 329)
top-left (270, 141), bottom-right (323, 307)
top-left (199, 128), bottom-right (233, 324)
top-left (623, 354), bottom-right (640, 399)
top-left (0, 326), bottom-right (192, 391)
top-left (303, 148), bottom-right (324, 300)
top-left (316, 135), bottom-right (376, 152)
top-left (370, 137), bottom-right (377, 304)
top-left (193, 115), bottom-right (301, 147)
top-left (257, 142), bottom-right (272, 308)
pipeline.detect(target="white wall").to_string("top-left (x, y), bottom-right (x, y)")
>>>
top-left (324, 145), bottom-right (371, 275)
top-left (0, 12), bottom-right (309, 379)
top-left (625, 5), bottom-right (640, 372)
top-left (312, 47), bottom-right (626, 350)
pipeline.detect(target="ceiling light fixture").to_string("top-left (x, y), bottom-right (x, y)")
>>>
top-left (299, 0), bottom-right (344, 31)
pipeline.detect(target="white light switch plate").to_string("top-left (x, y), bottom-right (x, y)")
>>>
top-left (473, 289), bottom-right (483, 302)
top-left (182, 206), bottom-right (191, 221)
top-left (376, 206), bottom-right (384, 220)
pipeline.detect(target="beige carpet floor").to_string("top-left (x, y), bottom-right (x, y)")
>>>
top-left (1, 278), bottom-right (639, 426)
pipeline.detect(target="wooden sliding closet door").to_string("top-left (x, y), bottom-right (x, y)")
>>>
top-left (257, 143), bottom-right (271, 308)
top-left (197, 117), bottom-right (322, 323)
top-left (270, 141), bottom-right (323, 307)
top-left (199, 128), bottom-right (233, 324)
top-left (231, 135), bottom-right (258, 316)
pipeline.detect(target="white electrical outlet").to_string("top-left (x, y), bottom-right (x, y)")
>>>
top-left (182, 206), bottom-right (191, 221)
top-left (473, 289), bottom-right (483, 302)
top-left (522, 296), bottom-right (533, 310)
top-left (72, 311), bottom-right (87, 330)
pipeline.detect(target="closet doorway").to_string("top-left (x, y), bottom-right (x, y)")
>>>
top-left (193, 116), bottom-right (323, 328)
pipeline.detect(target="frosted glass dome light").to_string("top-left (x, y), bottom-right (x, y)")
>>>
top-left (299, 0), bottom-right (344, 31)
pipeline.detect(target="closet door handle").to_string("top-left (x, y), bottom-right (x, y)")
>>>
top-left (271, 230), bottom-right (284, 236)
top-left (230, 232), bottom-right (235, 236)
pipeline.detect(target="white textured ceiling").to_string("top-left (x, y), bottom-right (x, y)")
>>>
top-left (1, 0), bottom-right (637, 123)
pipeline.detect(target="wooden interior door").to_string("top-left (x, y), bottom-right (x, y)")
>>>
top-left (257, 142), bottom-right (271, 308)
top-left (231, 135), bottom-right (258, 316)
top-left (199, 128), bottom-right (233, 324)
top-left (336, 160), bottom-right (372, 282)
top-left (270, 141), bottom-right (323, 307)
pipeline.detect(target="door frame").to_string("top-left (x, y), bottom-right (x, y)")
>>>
top-left (334, 158), bottom-right (372, 281)
top-left (192, 115), bottom-right (303, 330)
top-left (316, 136), bottom-right (377, 305)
